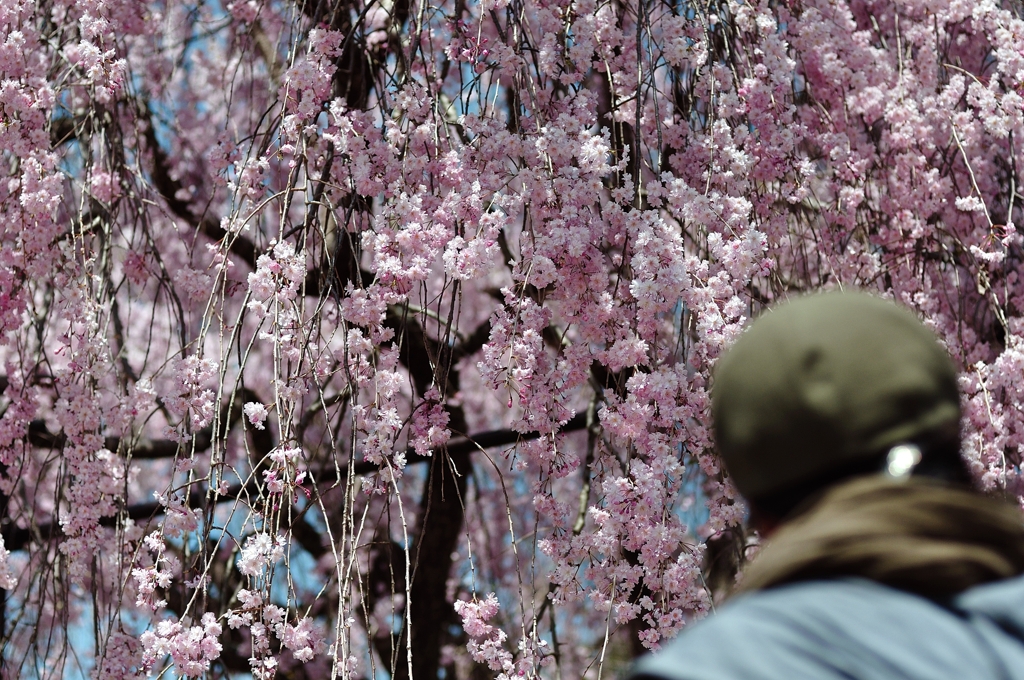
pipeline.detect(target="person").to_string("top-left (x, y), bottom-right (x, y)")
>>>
top-left (629, 291), bottom-right (1024, 680)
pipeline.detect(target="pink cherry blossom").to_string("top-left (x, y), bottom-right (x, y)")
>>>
top-left (6, 0), bottom-right (1024, 677)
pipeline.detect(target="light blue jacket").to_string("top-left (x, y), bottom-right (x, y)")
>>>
top-left (630, 577), bottom-right (1024, 679)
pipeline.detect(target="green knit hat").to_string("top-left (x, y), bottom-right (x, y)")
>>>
top-left (712, 292), bottom-right (961, 501)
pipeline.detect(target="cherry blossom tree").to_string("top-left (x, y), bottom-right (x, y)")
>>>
top-left (2, 0), bottom-right (1024, 677)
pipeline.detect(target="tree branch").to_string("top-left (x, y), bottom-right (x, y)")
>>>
top-left (4, 414), bottom-right (588, 552)
top-left (142, 104), bottom-right (260, 270)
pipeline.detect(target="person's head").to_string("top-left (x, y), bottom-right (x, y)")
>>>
top-left (712, 292), bottom-right (969, 533)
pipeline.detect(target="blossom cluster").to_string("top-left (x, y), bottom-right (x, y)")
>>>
top-left (454, 594), bottom-right (516, 677)
top-left (227, 588), bottom-right (326, 676)
top-left (140, 614), bottom-right (223, 678)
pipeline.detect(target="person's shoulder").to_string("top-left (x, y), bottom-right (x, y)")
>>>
top-left (628, 579), bottom-right (1017, 680)
top-left (956, 572), bottom-right (1024, 636)
top-left (628, 580), bottom-right (883, 680)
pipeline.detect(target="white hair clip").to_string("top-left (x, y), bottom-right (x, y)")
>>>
top-left (885, 443), bottom-right (923, 481)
